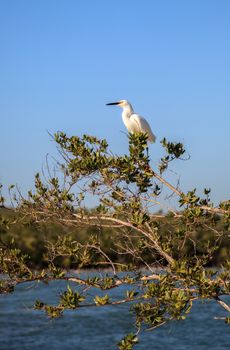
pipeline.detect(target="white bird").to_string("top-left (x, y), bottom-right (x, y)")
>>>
top-left (106, 100), bottom-right (156, 143)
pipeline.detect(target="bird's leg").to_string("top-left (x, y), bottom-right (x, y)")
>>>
top-left (146, 146), bottom-right (149, 159)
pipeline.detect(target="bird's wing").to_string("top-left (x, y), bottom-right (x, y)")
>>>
top-left (129, 114), bottom-right (142, 132)
top-left (131, 114), bottom-right (156, 143)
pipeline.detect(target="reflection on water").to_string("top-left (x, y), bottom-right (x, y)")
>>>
top-left (0, 276), bottom-right (230, 350)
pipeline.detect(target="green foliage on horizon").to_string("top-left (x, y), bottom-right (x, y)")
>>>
top-left (0, 206), bottom-right (229, 269)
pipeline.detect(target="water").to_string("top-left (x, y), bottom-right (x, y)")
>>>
top-left (0, 278), bottom-right (230, 350)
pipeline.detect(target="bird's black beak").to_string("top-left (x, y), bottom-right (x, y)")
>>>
top-left (106, 102), bottom-right (120, 106)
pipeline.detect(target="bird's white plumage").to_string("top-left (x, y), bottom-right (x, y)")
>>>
top-left (129, 114), bottom-right (156, 143)
top-left (106, 99), bottom-right (156, 143)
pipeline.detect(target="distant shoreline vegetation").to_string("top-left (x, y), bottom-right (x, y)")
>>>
top-left (0, 207), bottom-right (229, 269)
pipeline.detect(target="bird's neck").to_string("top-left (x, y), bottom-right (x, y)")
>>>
top-left (122, 104), bottom-right (134, 119)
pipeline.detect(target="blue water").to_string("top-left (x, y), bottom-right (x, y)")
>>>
top-left (0, 278), bottom-right (230, 350)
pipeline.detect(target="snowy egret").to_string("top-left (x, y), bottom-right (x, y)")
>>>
top-left (106, 100), bottom-right (156, 143)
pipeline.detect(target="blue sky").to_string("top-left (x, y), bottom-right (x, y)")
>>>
top-left (0, 0), bottom-right (229, 205)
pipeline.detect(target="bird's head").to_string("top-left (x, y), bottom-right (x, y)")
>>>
top-left (106, 99), bottom-right (129, 108)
